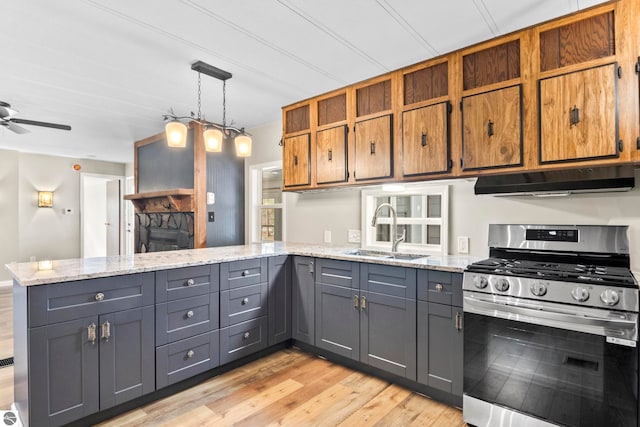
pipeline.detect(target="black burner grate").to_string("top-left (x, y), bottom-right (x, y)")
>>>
top-left (0, 357), bottom-right (14, 368)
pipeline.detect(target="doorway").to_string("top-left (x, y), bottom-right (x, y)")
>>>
top-left (80, 173), bottom-right (125, 258)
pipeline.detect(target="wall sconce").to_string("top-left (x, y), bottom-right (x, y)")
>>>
top-left (38, 191), bottom-right (53, 208)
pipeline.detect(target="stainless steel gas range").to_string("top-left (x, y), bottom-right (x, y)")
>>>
top-left (462, 224), bottom-right (639, 427)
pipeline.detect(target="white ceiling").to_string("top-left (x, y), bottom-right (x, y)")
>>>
top-left (0, 0), bottom-right (607, 164)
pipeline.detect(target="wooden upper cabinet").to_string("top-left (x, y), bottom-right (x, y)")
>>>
top-left (354, 115), bottom-right (393, 181)
top-left (357, 80), bottom-right (391, 117)
top-left (283, 134), bottom-right (311, 187)
top-left (316, 125), bottom-right (348, 184)
top-left (539, 63), bottom-right (618, 163)
top-left (461, 85), bottom-right (522, 170)
top-left (463, 40), bottom-right (520, 90)
top-left (285, 105), bottom-right (310, 134)
top-left (403, 102), bottom-right (450, 176)
top-left (404, 62), bottom-right (448, 106)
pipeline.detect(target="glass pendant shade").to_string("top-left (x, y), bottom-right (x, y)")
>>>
top-left (203, 127), bottom-right (223, 152)
top-left (165, 120), bottom-right (188, 148)
top-left (234, 134), bottom-right (252, 157)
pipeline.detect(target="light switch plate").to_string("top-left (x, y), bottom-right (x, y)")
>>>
top-left (324, 230), bottom-right (332, 243)
top-left (206, 192), bottom-right (215, 205)
top-left (347, 229), bottom-right (361, 243)
top-left (457, 236), bottom-right (469, 254)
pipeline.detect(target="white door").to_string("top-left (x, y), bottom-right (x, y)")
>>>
top-left (106, 180), bottom-right (121, 256)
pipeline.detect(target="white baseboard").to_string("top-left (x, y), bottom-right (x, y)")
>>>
top-left (0, 280), bottom-right (12, 288)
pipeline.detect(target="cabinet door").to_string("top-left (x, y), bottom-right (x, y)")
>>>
top-left (268, 255), bottom-right (292, 345)
top-left (283, 134), bottom-right (311, 187)
top-left (360, 291), bottom-right (417, 380)
top-left (29, 316), bottom-right (99, 427)
top-left (461, 85), bottom-right (522, 170)
top-left (292, 256), bottom-right (315, 344)
top-left (315, 283), bottom-right (360, 360)
top-left (316, 125), bottom-right (348, 184)
top-left (354, 114), bottom-right (393, 180)
top-left (99, 306), bottom-right (155, 410)
top-left (417, 302), bottom-right (463, 397)
top-left (403, 102), bottom-right (450, 176)
top-left (539, 63), bottom-right (618, 163)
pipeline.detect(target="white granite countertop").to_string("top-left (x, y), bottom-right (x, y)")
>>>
top-left (5, 242), bottom-right (482, 286)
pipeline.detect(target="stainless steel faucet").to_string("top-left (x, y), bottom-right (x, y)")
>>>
top-left (371, 203), bottom-right (406, 253)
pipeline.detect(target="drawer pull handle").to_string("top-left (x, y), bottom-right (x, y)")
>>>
top-left (186, 278), bottom-right (195, 286)
top-left (570, 105), bottom-right (580, 126)
top-left (435, 283), bottom-right (443, 292)
top-left (370, 142), bottom-right (376, 154)
top-left (360, 295), bottom-right (367, 311)
top-left (242, 297), bottom-right (249, 305)
top-left (186, 310), bottom-right (194, 318)
top-left (95, 292), bottom-right (105, 301)
top-left (243, 332), bottom-right (250, 340)
top-left (421, 132), bottom-right (427, 147)
top-left (101, 321), bottom-right (111, 342)
top-left (241, 270), bottom-right (250, 277)
top-left (353, 294), bottom-right (359, 309)
top-left (455, 312), bottom-right (463, 332)
top-left (187, 350), bottom-right (195, 358)
top-left (87, 323), bottom-right (97, 344)
top-left (487, 120), bottom-right (494, 137)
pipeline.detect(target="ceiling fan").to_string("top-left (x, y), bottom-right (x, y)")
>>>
top-left (0, 101), bottom-right (71, 134)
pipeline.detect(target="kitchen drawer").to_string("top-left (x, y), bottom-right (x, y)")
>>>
top-left (156, 330), bottom-right (220, 389)
top-left (220, 316), bottom-right (268, 365)
top-left (315, 258), bottom-right (359, 288)
top-left (156, 264), bottom-right (220, 303)
top-left (360, 263), bottom-right (416, 299)
top-left (220, 258), bottom-right (268, 290)
top-left (417, 270), bottom-right (463, 306)
top-left (29, 272), bottom-right (154, 327)
top-left (156, 293), bottom-right (220, 346)
top-left (220, 283), bottom-right (268, 327)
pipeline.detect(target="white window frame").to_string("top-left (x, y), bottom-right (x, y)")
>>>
top-left (361, 183), bottom-right (449, 255)
top-left (249, 161), bottom-right (286, 243)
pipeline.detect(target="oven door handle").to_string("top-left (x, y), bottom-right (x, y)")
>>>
top-left (464, 294), bottom-right (638, 339)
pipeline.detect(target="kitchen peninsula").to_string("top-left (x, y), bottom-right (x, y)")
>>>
top-left (7, 243), bottom-right (477, 427)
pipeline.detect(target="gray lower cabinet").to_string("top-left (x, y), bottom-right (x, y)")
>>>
top-left (220, 316), bottom-right (269, 364)
top-left (268, 255), bottom-right (292, 345)
top-left (316, 281), bottom-right (360, 359)
top-left (156, 330), bottom-right (220, 388)
top-left (292, 256), bottom-right (315, 344)
top-left (417, 271), bottom-right (463, 397)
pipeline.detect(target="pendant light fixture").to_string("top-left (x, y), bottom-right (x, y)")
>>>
top-left (163, 61), bottom-right (252, 156)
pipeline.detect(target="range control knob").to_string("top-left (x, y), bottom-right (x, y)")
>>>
top-left (571, 286), bottom-right (590, 302)
top-left (494, 278), bottom-right (510, 292)
top-left (600, 289), bottom-right (620, 306)
top-left (530, 282), bottom-right (547, 297)
top-left (473, 276), bottom-right (488, 289)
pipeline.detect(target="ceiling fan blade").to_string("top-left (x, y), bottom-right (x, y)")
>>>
top-left (11, 118), bottom-right (71, 131)
top-left (2, 121), bottom-right (30, 134)
top-left (0, 104), bottom-right (18, 118)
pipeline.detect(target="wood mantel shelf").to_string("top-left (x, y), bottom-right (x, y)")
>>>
top-left (124, 188), bottom-right (195, 213)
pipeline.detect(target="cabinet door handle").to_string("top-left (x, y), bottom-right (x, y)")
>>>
top-left (186, 310), bottom-right (194, 318)
top-left (421, 132), bottom-right (427, 147)
top-left (435, 283), bottom-right (443, 292)
top-left (309, 261), bottom-right (314, 275)
top-left (242, 297), bottom-right (249, 305)
top-left (187, 350), bottom-right (195, 358)
top-left (570, 105), bottom-right (580, 126)
top-left (87, 323), bottom-right (97, 344)
top-left (243, 332), bottom-right (251, 340)
top-left (353, 294), bottom-right (359, 309)
top-left (370, 142), bottom-right (376, 154)
top-left (294, 155), bottom-right (298, 166)
top-left (95, 292), bottom-right (105, 301)
top-left (361, 295), bottom-right (367, 311)
top-left (101, 321), bottom-right (111, 342)
top-left (186, 278), bottom-right (195, 287)
top-left (487, 120), bottom-right (494, 137)
top-left (455, 312), bottom-right (463, 332)
top-left (328, 149), bottom-right (332, 161)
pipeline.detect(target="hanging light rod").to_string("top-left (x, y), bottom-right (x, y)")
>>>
top-left (190, 61), bottom-right (232, 81)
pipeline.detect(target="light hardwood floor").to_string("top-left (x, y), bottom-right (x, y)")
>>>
top-left (0, 286), bottom-right (464, 426)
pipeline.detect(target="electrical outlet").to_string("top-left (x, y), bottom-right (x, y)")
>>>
top-left (208, 212), bottom-right (215, 222)
top-left (324, 230), bottom-right (332, 243)
top-left (347, 229), bottom-right (361, 243)
top-left (457, 236), bottom-right (469, 254)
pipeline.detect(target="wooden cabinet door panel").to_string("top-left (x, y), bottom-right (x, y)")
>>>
top-left (462, 85), bottom-right (522, 170)
top-left (403, 102), bottom-right (449, 176)
top-left (283, 134), bottom-right (310, 187)
top-left (354, 114), bottom-right (393, 180)
top-left (316, 125), bottom-right (348, 184)
top-left (540, 63), bottom-right (618, 163)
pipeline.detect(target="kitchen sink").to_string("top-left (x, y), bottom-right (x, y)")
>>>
top-left (345, 249), bottom-right (428, 260)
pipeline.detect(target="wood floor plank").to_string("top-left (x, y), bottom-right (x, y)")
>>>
top-left (337, 383), bottom-right (412, 427)
top-left (375, 394), bottom-right (442, 426)
top-left (408, 396), bottom-right (450, 427)
top-left (429, 405), bottom-right (465, 427)
top-left (159, 404), bottom-right (222, 427)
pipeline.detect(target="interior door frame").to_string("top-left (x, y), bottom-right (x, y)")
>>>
top-left (80, 173), bottom-right (125, 258)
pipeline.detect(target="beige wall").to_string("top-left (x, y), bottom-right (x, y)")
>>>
top-left (249, 121), bottom-right (640, 270)
top-left (0, 149), bottom-right (125, 281)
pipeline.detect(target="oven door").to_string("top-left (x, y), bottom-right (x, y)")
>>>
top-left (463, 292), bottom-right (639, 427)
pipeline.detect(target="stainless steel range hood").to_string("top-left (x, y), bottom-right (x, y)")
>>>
top-left (474, 165), bottom-right (635, 196)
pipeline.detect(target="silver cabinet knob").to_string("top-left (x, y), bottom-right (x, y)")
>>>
top-left (186, 278), bottom-right (195, 286)
top-left (186, 310), bottom-right (194, 318)
top-left (600, 289), bottom-right (619, 306)
top-left (95, 292), bottom-right (105, 301)
top-left (242, 297), bottom-right (249, 305)
top-left (242, 270), bottom-right (250, 277)
top-left (435, 283), bottom-right (443, 292)
top-left (243, 332), bottom-right (250, 339)
top-left (187, 350), bottom-right (194, 358)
